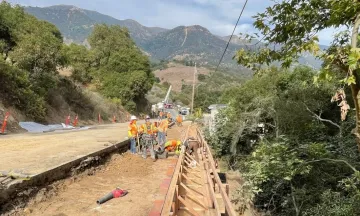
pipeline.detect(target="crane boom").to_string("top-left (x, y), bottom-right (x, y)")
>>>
top-left (164, 85), bottom-right (172, 103)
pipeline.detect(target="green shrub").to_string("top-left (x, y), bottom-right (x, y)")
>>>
top-left (0, 59), bottom-right (46, 121)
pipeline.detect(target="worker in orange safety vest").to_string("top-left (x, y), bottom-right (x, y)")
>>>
top-left (139, 115), bottom-right (158, 161)
top-left (128, 116), bottom-right (138, 154)
top-left (164, 140), bottom-right (182, 155)
top-left (176, 115), bottom-right (183, 127)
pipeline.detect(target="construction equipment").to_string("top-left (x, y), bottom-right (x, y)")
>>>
top-left (153, 85), bottom-right (172, 115)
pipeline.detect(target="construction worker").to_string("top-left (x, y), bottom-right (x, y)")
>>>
top-left (167, 115), bottom-right (174, 130)
top-left (157, 117), bottom-right (169, 150)
top-left (167, 112), bottom-right (171, 119)
top-left (164, 140), bottom-right (182, 155)
top-left (159, 111), bottom-right (164, 120)
top-left (128, 116), bottom-right (138, 154)
top-left (183, 137), bottom-right (199, 163)
top-left (176, 114), bottom-right (183, 127)
top-left (139, 115), bottom-right (158, 161)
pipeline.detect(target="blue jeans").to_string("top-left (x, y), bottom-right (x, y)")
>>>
top-left (130, 137), bottom-right (136, 153)
top-left (158, 132), bottom-right (166, 150)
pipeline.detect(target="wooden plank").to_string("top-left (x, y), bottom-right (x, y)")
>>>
top-left (205, 162), bottom-right (221, 216)
top-left (178, 196), bottom-right (202, 216)
top-left (197, 128), bottom-right (237, 216)
top-left (186, 152), bottom-right (197, 161)
top-left (161, 135), bottom-right (189, 216)
top-left (184, 158), bottom-right (191, 167)
top-left (202, 161), bottom-right (213, 209)
top-left (183, 166), bottom-right (202, 177)
top-left (185, 155), bottom-right (193, 164)
top-left (182, 173), bottom-right (202, 186)
top-left (180, 182), bottom-right (206, 204)
top-left (161, 126), bottom-right (190, 216)
top-left (183, 165), bottom-right (201, 174)
top-left (175, 185), bottom-right (179, 215)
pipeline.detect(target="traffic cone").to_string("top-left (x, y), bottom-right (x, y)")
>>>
top-left (1, 112), bottom-right (10, 134)
top-left (65, 115), bottom-right (71, 126)
top-left (73, 115), bottom-right (78, 127)
top-left (98, 113), bottom-right (102, 124)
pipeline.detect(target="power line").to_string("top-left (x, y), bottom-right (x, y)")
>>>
top-left (215, 0), bottom-right (249, 73)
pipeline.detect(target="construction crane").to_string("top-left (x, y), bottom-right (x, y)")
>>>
top-left (163, 85), bottom-right (172, 109)
top-left (152, 85), bottom-right (172, 116)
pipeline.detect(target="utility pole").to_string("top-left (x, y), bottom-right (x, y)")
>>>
top-left (191, 63), bottom-right (197, 115)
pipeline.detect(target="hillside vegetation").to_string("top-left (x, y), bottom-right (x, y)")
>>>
top-left (0, 2), bottom-right (153, 130)
top-left (207, 1), bottom-right (360, 215)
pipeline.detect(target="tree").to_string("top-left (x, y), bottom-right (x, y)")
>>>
top-left (197, 74), bottom-right (207, 81)
top-left (208, 66), bottom-right (359, 215)
top-left (3, 6), bottom-right (64, 97)
top-left (62, 43), bottom-right (93, 84)
top-left (235, 0), bottom-right (360, 149)
top-left (87, 24), bottom-right (154, 109)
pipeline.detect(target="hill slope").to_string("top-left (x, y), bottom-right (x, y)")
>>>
top-left (25, 5), bottom-right (323, 70)
top-left (25, 5), bottom-right (167, 46)
top-left (143, 25), bottom-right (243, 69)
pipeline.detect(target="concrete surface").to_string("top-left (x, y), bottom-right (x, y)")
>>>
top-left (0, 123), bottom-right (133, 174)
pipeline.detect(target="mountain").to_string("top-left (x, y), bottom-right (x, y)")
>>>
top-left (220, 35), bottom-right (258, 45)
top-left (24, 5), bottom-right (323, 70)
top-left (25, 5), bottom-right (168, 47)
top-left (221, 35), bottom-right (327, 69)
top-left (25, 5), bottom-right (245, 70)
top-left (143, 25), bottom-right (242, 67)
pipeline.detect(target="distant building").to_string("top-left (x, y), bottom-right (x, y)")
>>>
top-left (207, 104), bottom-right (227, 135)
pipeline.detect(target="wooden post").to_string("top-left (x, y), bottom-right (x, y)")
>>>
top-left (191, 63), bottom-right (197, 115)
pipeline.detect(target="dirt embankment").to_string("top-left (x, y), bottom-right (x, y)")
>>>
top-left (16, 153), bottom-right (170, 216)
top-left (0, 88), bottom-right (129, 134)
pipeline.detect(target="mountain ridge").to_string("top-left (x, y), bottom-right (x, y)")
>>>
top-left (24, 5), bottom-right (323, 70)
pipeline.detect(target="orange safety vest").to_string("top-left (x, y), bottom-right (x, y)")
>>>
top-left (128, 121), bottom-right (138, 137)
top-left (165, 140), bottom-right (181, 151)
top-left (141, 123), bottom-right (157, 135)
top-left (176, 115), bottom-right (183, 123)
top-left (158, 119), bottom-right (169, 132)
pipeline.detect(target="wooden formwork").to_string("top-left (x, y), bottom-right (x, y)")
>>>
top-left (160, 126), bottom-right (237, 216)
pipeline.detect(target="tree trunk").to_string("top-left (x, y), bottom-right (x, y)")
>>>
top-left (350, 14), bottom-right (360, 151)
top-left (350, 85), bottom-right (360, 150)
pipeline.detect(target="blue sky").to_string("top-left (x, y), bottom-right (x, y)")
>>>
top-left (9, 0), bottom-right (345, 45)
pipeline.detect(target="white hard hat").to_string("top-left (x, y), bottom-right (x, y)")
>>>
top-left (145, 115), bottom-right (150, 119)
top-left (130, 115), bottom-right (137, 120)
